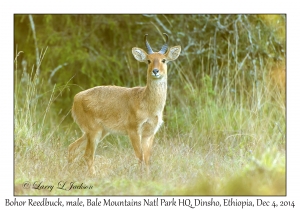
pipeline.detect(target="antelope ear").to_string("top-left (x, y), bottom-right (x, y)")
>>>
top-left (166, 46), bottom-right (181, 61)
top-left (132, 47), bottom-right (148, 62)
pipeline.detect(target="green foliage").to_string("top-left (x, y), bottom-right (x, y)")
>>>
top-left (14, 15), bottom-right (285, 114)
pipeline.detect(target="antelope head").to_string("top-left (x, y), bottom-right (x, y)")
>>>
top-left (132, 33), bottom-right (181, 80)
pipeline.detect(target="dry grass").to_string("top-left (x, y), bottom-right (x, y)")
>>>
top-left (14, 132), bottom-right (285, 195)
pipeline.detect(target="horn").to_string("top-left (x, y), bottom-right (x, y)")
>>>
top-left (144, 34), bottom-right (154, 54)
top-left (158, 33), bottom-right (169, 54)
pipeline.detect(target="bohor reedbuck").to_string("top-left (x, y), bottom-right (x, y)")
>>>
top-left (68, 33), bottom-right (181, 175)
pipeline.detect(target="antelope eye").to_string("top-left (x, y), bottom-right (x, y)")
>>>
top-left (147, 60), bottom-right (151, 64)
top-left (162, 59), bottom-right (166, 63)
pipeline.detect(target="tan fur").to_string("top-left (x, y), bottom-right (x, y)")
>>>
top-left (68, 41), bottom-right (181, 175)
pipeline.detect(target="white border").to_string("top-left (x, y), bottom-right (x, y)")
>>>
top-left (2, 0), bottom-right (299, 209)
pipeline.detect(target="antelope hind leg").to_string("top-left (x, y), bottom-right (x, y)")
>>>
top-left (68, 133), bottom-right (87, 163)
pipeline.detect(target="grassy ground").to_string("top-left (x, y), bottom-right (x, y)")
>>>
top-left (14, 55), bottom-right (285, 196)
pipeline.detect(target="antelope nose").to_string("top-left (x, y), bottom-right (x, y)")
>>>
top-left (153, 69), bottom-right (159, 75)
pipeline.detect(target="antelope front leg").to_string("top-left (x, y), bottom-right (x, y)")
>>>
top-left (128, 131), bottom-right (143, 170)
top-left (142, 135), bottom-right (155, 174)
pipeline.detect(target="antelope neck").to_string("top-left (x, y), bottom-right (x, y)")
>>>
top-left (143, 77), bottom-right (167, 109)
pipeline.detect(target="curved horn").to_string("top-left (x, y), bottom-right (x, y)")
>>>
top-left (144, 34), bottom-right (154, 54)
top-left (158, 33), bottom-right (169, 54)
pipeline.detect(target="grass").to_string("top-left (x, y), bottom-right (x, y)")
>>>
top-left (14, 51), bottom-right (285, 196)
